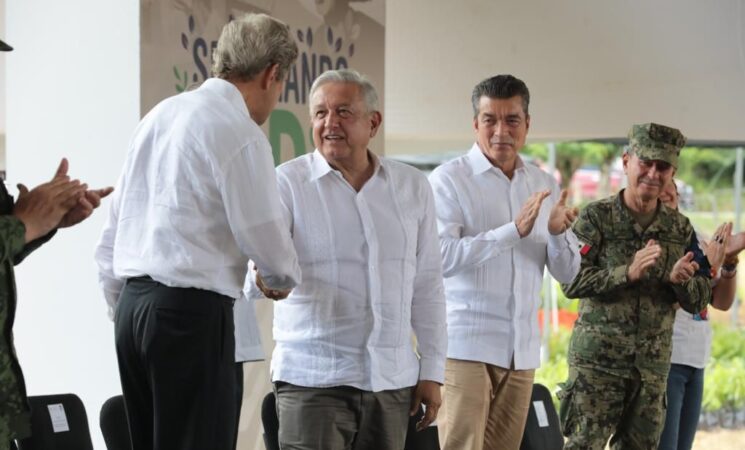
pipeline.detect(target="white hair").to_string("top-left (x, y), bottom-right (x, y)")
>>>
top-left (308, 69), bottom-right (379, 114)
top-left (211, 13), bottom-right (298, 81)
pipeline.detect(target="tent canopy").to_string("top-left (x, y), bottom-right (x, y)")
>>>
top-left (385, 0), bottom-right (745, 154)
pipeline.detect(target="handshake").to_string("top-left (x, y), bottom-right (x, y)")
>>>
top-left (254, 268), bottom-right (292, 300)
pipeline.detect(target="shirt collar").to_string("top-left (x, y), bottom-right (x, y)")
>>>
top-left (309, 149), bottom-right (385, 182)
top-left (310, 149), bottom-right (334, 181)
top-left (199, 78), bottom-right (251, 120)
top-left (466, 142), bottom-right (526, 176)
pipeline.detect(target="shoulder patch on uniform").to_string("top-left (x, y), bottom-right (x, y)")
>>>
top-left (579, 241), bottom-right (592, 256)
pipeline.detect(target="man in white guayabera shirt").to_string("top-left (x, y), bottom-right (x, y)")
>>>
top-left (267, 69), bottom-right (446, 450)
top-left (429, 74), bottom-right (581, 450)
top-left (94, 14), bottom-right (301, 450)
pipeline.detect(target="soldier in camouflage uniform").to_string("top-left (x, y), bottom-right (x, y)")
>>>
top-left (0, 38), bottom-right (113, 448)
top-left (559, 123), bottom-right (712, 450)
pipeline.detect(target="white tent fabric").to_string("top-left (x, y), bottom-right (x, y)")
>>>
top-left (385, 0), bottom-right (745, 154)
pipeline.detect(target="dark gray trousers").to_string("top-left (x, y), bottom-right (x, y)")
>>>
top-left (274, 383), bottom-right (413, 450)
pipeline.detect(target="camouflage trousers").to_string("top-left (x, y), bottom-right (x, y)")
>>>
top-left (559, 365), bottom-right (667, 450)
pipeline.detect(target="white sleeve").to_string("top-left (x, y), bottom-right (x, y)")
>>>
top-left (429, 170), bottom-right (521, 278)
top-left (218, 140), bottom-right (301, 290)
top-left (233, 293), bottom-right (265, 363)
top-left (94, 173), bottom-right (125, 320)
top-left (545, 184), bottom-right (581, 283)
top-left (411, 181), bottom-right (448, 383)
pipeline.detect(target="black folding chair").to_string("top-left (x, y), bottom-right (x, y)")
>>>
top-left (16, 393), bottom-right (94, 450)
top-left (100, 395), bottom-right (132, 450)
top-left (261, 392), bottom-right (280, 450)
top-left (520, 383), bottom-right (564, 450)
top-left (405, 405), bottom-right (440, 450)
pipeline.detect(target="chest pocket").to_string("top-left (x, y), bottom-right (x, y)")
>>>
top-left (600, 227), bottom-right (638, 270)
top-left (654, 234), bottom-right (688, 279)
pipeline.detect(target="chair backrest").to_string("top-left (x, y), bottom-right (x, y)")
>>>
top-left (404, 405), bottom-right (440, 450)
top-left (261, 392), bottom-right (280, 450)
top-left (100, 395), bottom-right (132, 450)
top-left (15, 393), bottom-right (94, 450)
top-left (520, 383), bottom-right (564, 450)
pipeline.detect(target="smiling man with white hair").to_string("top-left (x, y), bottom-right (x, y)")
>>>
top-left (267, 68), bottom-right (447, 450)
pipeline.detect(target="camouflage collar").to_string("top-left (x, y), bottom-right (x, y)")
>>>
top-left (615, 189), bottom-right (678, 237)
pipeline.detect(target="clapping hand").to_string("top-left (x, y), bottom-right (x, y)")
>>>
top-left (669, 252), bottom-right (700, 284)
top-left (13, 159), bottom-right (89, 242)
top-left (701, 222), bottom-right (731, 272)
top-left (548, 189), bottom-right (579, 235)
top-left (515, 190), bottom-right (550, 237)
top-left (53, 158), bottom-right (114, 228)
top-left (627, 239), bottom-right (662, 282)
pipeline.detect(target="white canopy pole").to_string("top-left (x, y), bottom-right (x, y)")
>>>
top-left (541, 142), bottom-right (558, 362)
top-left (732, 147), bottom-right (743, 327)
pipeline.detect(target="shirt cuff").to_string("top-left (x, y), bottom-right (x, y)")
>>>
top-left (548, 231), bottom-right (570, 249)
top-left (418, 356), bottom-right (445, 384)
top-left (484, 222), bottom-right (522, 246)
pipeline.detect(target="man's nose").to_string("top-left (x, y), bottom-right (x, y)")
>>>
top-left (325, 111), bottom-right (340, 127)
top-left (493, 121), bottom-right (507, 136)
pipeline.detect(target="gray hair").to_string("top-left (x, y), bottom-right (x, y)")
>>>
top-left (211, 13), bottom-right (298, 81)
top-left (308, 69), bottom-right (379, 115)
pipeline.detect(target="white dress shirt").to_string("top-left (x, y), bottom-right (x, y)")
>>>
top-left (234, 294), bottom-right (264, 362)
top-left (429, 143), bottom-right (581, 370)
top-left (270, 151), bottom-right (447, 391)
top-left (95, 78), bottom-right (301, 317)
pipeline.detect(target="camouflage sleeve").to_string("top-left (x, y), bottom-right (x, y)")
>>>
top-left (560, 205), bottom-right (629, 299)
top-left (0, 215), bottom-right (28, 264)
top-left (671, 223), bottom-right (712, 313)
top-left (14, 229), bottom-right (56, 265)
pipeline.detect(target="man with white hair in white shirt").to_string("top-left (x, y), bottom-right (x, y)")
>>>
top-left (267, 68), bottom-right (447, 450)
top-left (94, 14), bottom-right (301, 450)
top-left (429, 74), bottom-right (581, 450)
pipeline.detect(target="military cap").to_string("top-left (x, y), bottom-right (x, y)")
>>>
top-left (627, 123), bottom-right (686, 168)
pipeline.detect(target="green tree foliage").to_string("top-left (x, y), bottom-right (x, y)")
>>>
top-left (677, 148), bottom-right (739, 191)
top-left (522, 142), bottom-right (620, 190)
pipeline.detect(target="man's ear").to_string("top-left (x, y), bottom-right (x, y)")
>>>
top-left (369, 111), bottom-right (382, 138)
top-left (622, 152), bottom-right (630, 173)
top-left (261, 63), bottom-right (281, 89)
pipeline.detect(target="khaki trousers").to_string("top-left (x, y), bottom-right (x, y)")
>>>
top-left (439, 358), bottom-right (535, 450)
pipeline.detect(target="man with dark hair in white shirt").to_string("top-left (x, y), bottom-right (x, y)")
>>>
top-left (266, 69), bottom-right (446, 450)
top-left (95, 13), bottom-right (301, 450)
top-left (429, 74), bottom-right (581, 450)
